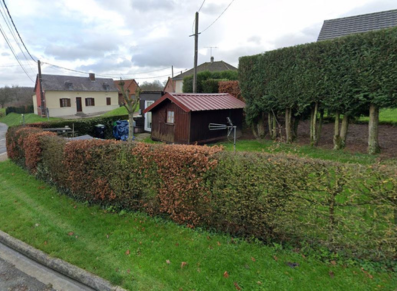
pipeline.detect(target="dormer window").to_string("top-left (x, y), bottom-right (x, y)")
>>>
top-left (103, 83), bottom-right (110, 91)
top-left (64, 81), bottom-right (73, 90)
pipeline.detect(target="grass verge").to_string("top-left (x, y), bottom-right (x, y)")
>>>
top-left (359, 108), bottom-right (397, 123)
top-left (101, 105), bottom-right (140, 117)
top-left (0, 112), bottom-right (61, 127)
top-left (0, 161), bottom-right (395, 290)
top-left (217, 139), bottom-right (379, 165)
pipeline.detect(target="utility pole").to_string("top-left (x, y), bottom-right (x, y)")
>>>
top-left (37, 60), bottom-right (45, 117)
top-left (190, 12), bottom-right (200, 93)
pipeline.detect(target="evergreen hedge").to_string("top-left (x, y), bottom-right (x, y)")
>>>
top-left (239, 27), bottom-right (397, 151)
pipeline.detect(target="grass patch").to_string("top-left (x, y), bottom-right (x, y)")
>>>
top-left (101, 105), bottom-right (140, 117)
top-left (0, 160), bottom-right (395, 290)
top-left (0, 112), bottom-right (61, 127)
top-left (359, 108), bottom-right (397, 123)
top-left (218, 139), bottom-right (378, 165)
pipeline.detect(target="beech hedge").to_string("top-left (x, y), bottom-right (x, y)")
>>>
top-left (6, 126), bottom-right (397, 261)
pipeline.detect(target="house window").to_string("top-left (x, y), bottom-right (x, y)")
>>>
top-left (167, 111), bottom-right (174, 124)
top-left (85, 98), bottom-right (95, 106)
top-left (106, 97), bottom-right (111, 105)
top-left (60, 98), bottom-right (71, 107)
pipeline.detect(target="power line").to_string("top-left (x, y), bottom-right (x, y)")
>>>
top-left (201, 0), bottom-right (235, 33)
top-left (0, 0), bottom-right (36, 77)
top-left (192, 0), bottom-right (206, 34)
top-left (1, 0), bottom-right (36, 62)
top-left (0, 22), bottom-right (34, 82)
top-left (198, 0), bottom-right (206, 12)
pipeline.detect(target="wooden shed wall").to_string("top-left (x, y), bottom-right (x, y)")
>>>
top-left (151, 99), bottom-right (190, 144)
top-left (190, 109), bottom-right (243, 144)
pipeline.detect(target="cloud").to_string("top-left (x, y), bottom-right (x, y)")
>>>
top-left (271, 24), bottom-right (320, 49)
top-left (247, 36), bottom-right (262, 45)
top-left (130, 0), bottom-right (176, 12)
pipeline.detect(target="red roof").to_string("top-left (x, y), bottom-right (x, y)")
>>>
top-left (143, 93), bottom-right (245, 114)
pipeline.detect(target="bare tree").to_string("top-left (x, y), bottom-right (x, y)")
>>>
top-left (0, 86), bottom-right (11, 108)
top-left (119, 79), bottom-right (141, 141)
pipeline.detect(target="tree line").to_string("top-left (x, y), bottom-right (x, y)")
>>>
top-left (239, 27), bottom-right (397, 154)
top-left (0, 86), bottom-right (34, 108)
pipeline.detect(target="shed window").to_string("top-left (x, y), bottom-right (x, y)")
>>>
top-left (60, 98), bottom-right (71, 107)
top-left (167, 111), bottom-right (174, 124)
top-left (106, 97), bottom-right (111, 105)
top-left (85, 98), bottom-right (95, 106)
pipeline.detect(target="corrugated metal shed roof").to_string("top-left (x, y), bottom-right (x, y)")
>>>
top-left (143, 93), bottom-right (245, 113)
top-left (38, 74), bottom-right (118, 92)
top-left (318, 9), bottom-right (397, 41)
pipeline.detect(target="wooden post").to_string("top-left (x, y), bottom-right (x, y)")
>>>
top-left (193, 12), bottom-right (199, 93)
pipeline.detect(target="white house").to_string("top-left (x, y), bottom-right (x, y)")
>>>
top-left (33, 73), bottom-right (119, 117)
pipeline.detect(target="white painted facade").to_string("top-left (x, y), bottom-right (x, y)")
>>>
top-left (174, 80), bottom-right (183, 93)
top-left (34, 90), bottom-right (118, 117)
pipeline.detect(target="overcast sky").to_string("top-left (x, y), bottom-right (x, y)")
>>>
top-left (0, 0), bottom-right (396, 87)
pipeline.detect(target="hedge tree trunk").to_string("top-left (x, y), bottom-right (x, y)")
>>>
top-left (292, 116), bottom-right (299, 141)
top-left (368, 103), bottom-right (380, 154)
top-left (333, 112), bottom-right (342, 150)
top-left (340, 114), bottom-right (349, 148)
top-left (310, 103), bottom-right (323, 147)
top-left (257, 112), bottom-right (266, 139)
top-left (285, 108), bottom-right (292, 144)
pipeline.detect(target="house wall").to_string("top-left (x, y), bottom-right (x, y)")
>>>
top-left (44, 91), bottom-right (118, 117)
top-left (190, 109), bottom-right (244, 144)
top-left (32, 94), bottom-right (37, 114)
top-left (174, 80), bottom-right (183, 93)
top-left (164, 79), bottom-right (176, 93)
top-left (151, 99), bottom-right (190, 144)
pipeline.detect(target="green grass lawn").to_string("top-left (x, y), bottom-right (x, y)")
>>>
top-left (218, 139), bottom-right (379, 165)
top-left (0, 112), bottom-right (61, 127)
top-left (0, 160), bottom-right (395, 290)
top-left (359, 108), bottom-right (397, 123)
top-left (101, 105), bottom-right (140, 117)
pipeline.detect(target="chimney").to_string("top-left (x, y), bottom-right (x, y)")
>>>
top-left (89, 73), bottom-right (95, 81)
top-left (211, 56), bottom-right (214, 63)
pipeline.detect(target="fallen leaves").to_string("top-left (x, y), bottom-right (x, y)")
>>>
top-left (67, 232), bottom-right (74, 236)
top-left (251, 257), bottom-right (256, 262)
top-left (181, 262), bottom-right (187, 269)
top-left (361, 268), bottom-right (373, 279)
top-left (273, 255), bottom-right (278, 261)
top-left (166, 260), bottom-right (171, 265)
top-left (233, 282), bottom-right (241, 290)
top-left (125, 249), bottom-right (130, 255)
top-left (223, 271), bottom-right (229, 278)
top-left (329, 271), bottom-right (335, 278)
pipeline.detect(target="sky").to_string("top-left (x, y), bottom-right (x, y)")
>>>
top-left (0, 0), bottom-right (396, 88)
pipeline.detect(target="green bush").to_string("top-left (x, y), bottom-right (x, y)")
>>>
top-left (6, 126), bottom-right (397, 261)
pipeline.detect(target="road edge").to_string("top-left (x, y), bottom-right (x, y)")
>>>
top-left (0, 229), bottom-right (127, 291)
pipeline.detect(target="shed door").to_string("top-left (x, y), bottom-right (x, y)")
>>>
top-left (144, 100), bottom-right (154, 132)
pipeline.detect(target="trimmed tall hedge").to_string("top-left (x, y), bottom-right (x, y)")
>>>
top-left (6, 126), bottom-right (397, 261)
top-left (239, 27), bottom-right (397, 152)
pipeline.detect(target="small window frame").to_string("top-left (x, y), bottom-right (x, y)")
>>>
top-left (106, 97), bottom-right (111, 106)
top-left (85, 98), bottom-right (95, 106)
top-left (60, 98), bottom-right (71, 107)
top-left (166, 110), bottom-right (175, 124)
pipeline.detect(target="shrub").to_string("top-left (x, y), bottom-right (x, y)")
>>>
top-left (6, 126), bottom-right (397, 261)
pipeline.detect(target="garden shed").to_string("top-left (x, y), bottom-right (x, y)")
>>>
top-left (143, 93), bottom-right (245, 144)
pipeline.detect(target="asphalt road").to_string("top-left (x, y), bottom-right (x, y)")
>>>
top-left (0, 242), bottom-right (94, 291)
top-left (0, 122), bottom-right (7, 160)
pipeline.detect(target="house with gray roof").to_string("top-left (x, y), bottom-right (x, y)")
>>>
top-left (318, 9), bottom-right (397, 41)
top-left (33, 73), bottom-right (119, 117)
top-left (172, 57), bottom-right (237, 93)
